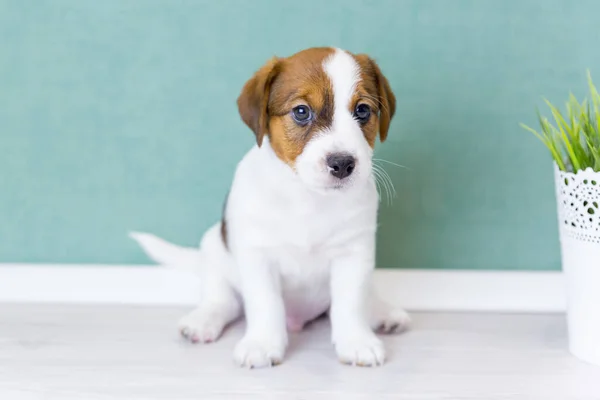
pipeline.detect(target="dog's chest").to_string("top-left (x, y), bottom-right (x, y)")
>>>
top-left (272, 245), bottom-right (332, 324)
top-left (268, 213), bottom-right (335, 293)
top-left (267, 193), bottom-right (355, 248)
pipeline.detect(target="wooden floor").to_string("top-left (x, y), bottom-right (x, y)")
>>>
top-left (0, 304), bottom-right (599, 399)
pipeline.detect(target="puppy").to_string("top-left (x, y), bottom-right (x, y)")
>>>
top-left (131, 47), bottom-right (410, 368)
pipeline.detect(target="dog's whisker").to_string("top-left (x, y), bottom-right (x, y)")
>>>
top-left (372, 159), bottom-right (405, 203)
top-left (383, 172), bottom-right (397, 201)
top-left (373, 166), bottom-right (391, 206)
top-left (381, 168), bottom-right (396, 198)
top-left (373, 158), bottom-right (410, 170)
top-left (372, 165), bottom-right (393, 205)
top-left (372, 164), bottom-right (396, 205)
top-left (372, 169), bottom-right (388, 203)
top-left (371, 168), bottom-right (384, 203)
top-left (372, 171), bottom-right (383, 201)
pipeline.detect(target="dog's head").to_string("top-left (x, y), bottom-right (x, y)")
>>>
top-left (237, 47), bottom-right (396, 191)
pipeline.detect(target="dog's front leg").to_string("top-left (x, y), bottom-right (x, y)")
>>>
top-left (330, 241), bottom-right (385, 367)
top-left (233, 252), bottom-right (287, 368)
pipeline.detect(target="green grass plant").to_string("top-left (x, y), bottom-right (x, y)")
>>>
top-left (521, 71), bottom-right (600, 172)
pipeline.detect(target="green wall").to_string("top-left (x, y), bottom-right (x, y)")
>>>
top-left (2, 0), bottom-right (599, 269)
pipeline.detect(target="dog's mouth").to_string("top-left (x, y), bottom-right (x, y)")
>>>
top-left (325, 175), bottom-right (356, 191)
top-left (330, 181), bottom-right (348, 190)
top-left (304, 178), bottom-right (352, 195)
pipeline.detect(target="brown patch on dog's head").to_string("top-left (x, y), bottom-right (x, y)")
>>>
top-left (237, 48), bottom-right (336, 165)
top-left (237, 57), bottom-right (280, 147)
top-left (353, 54), bottom-right (396, 145)
top-left (237, 48), bottom-right (396, 165)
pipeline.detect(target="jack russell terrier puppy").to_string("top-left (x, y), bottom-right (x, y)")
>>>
top-left (131, 47), bottom-right (410, 368)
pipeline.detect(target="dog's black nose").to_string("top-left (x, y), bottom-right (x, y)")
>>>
top-left (327, 153), bottom-right (356, 179)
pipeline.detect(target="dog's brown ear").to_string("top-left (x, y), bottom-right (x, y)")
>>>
top-left (237, 57), bottom-right (280, 147)
top-left (358, 55), bottom-right (396, 142)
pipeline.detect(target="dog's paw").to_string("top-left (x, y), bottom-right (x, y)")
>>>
top-left (372, 307), bottom-right (411, 335)
top-left (335, 333), bottom-right (386, 367)
top-left (233, 336), bottom-right (286, 368)
top-left (178, 311), bottom-right (226, 344)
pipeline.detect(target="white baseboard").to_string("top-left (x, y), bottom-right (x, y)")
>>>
top-left (0, 265), bottom-right (565, 312)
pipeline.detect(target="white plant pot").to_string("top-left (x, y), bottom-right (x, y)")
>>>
top-left (555, 163), bottom-right (600, 366)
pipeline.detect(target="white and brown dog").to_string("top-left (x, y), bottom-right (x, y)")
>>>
top-left (131, 47), bottom-right (410, 368)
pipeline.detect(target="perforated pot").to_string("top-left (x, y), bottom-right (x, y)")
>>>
top-left (555, 163), bottom-right (600, 366)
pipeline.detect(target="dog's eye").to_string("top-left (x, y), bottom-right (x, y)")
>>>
top-left (353, 104), bottom-right (371, 123)
top-left (292, 105), bottom-right (312, 124)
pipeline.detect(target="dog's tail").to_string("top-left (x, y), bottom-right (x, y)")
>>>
top-left (129, 231), bottom-right (200, 274)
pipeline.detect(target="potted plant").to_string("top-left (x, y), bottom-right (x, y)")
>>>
top-left (521, 71), bottom-right (600, 366)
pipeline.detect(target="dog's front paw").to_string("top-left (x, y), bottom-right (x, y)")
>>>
top-left (178, 310), bottom-right (227, 344)
top-left (233, 336), bottom-right (286, 368)
top-left (335, 332), bottom-right (386, 367)
top-left (373, 307), bottom-right (411, 335)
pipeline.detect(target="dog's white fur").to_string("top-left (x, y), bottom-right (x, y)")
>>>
top-left (131, 49), bottom-right (409, 368)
